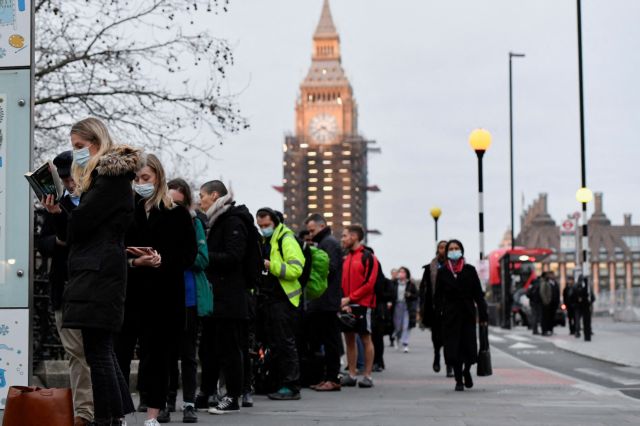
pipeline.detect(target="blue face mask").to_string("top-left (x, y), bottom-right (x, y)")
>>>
top-left (261, 226), bottom-right (274, 238)
top-left (448, 250), bottom-right (463, 261)
top-left (73, 146), bottom-right (91, 168)
top-left (134, 183), bottom-right (155, 199)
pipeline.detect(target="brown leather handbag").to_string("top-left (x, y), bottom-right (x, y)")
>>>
top-left (2, 386), bottom-right (73, 426)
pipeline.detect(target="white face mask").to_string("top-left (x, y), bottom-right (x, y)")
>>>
top-left (134, 183), bottom-right (155, 199)
top-left (73, 146), bottom-right (91, 168)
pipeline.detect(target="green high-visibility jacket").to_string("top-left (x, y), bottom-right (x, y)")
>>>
top-left (267, 223), bottom-right (305, 307)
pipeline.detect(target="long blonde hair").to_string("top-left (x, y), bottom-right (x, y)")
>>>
top-left (71, 117), bottom-right (115, 194)
top-left (138, 153), bottom-right (174, 210)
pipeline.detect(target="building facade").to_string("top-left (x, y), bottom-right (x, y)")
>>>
top-left (516, 193), bottom-right (640, 309)
top-left (282, 0), bottom-right (372, 235)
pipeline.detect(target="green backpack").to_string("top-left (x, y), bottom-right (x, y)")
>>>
top-left (277, 235), bottom-right (329, 301)
top-left (305, 245), bottom-right (330, 300)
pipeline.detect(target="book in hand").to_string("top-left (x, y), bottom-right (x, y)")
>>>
top-left (24, 160), bottom-right (65, 203)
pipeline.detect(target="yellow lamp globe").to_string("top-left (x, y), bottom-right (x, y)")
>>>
top-left (576, 187), bottom-right (594, 204)
top-left (469, 128), bottom-right (492, 152)
top-left (430, 207), bottom-right (442, 220)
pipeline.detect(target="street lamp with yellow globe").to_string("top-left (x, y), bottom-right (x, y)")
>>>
top-left (430, 207), bottom-right (442, 242)
top-left (469, 128), bottom-right (492, 260)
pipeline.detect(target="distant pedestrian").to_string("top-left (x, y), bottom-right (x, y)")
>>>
top-left (563, 276), bottom-right (577, 335)
top-left (435, 239), bottom-right (488, 392)
top-left (116, 154), bottom-right (197, 426)
top-left (40, 151), bottom-right (94, 426)
top-left (420, 240), bottom-right (453, 377)
top-left (388, 268), bottom-right (399, 348)
top-left (305, 214), bottom-right (343, 392)
top-left (339, 225), bottom-right (378, 389)
top-left (62, 117), bottom-right (140, 426)
top-left (527, 277), bottom-right (543, 335)
top-left (391, 267), bottom-right (418, 353)
top-left (574, 275), bottom-right (595, 341)
top-left (540, 272), bottom-right (560, 336)
top-left (256, 207), bottom-right (305, 401)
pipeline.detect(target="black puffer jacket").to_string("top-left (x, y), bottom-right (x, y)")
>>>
top-left (63, 146), bottom-right (140, 331)
top-left (205, 204), bottom-right (253, 319)
top-left (307, 226), bottom-right (343, 313)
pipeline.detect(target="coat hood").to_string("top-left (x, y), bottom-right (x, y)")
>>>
top-left (95, 145), bottom-right (141, 177)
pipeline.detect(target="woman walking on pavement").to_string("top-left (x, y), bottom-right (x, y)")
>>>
top-left (391, 267), bottom-right (418, 353)
top-left (420, 240), bottom-right (454, 377)
top-left (115, 154), bottom-right (197, 426)
top-left (60, 117), bottom-right (140, 426)
top-left (435, 240), bottom-right (488, 392)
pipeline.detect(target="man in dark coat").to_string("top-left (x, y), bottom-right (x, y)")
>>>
top-left (574, 274), bottom-right (595, 341)
top-left (305, 214), bottom-right (343, 391)
top-left (540, 272), bottom-right (561, 336)
top-left (420, 240), bottom-right (452, 376)
top-left (197, 180), bottom-right (254, 414)
top-left (563, 276), bottom-right (577, 335)
top-left (39, 151), bottom-right (94, 426)
top-left (527, 277), bottom-right (543, 335)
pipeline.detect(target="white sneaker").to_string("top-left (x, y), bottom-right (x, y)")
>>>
top-left (144, 419), bottom-right (160, 426)
top-left (403, 346), bottom-right (409, 353)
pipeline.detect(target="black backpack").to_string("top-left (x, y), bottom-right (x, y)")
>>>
top-left (361, 247), bottom-right (388, 301)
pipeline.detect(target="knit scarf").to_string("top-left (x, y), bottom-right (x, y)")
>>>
top-left (446, 258), bottom-right (465, 278)
top-left (206, 190), bottom-right (234, 229)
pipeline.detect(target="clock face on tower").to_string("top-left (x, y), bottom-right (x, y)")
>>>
top-left (309, 113), bottom-right (338, 144)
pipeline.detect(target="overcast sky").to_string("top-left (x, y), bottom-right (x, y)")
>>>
top-left (193, 0), bottom-right (640, 275)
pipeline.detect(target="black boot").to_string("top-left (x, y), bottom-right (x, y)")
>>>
top-left (433, 352), bottom-right (441, 373)
top-left (453, 364), bottom-right (464, 391)
top-left (463, 366), bottom-right (474, 389)
top-left (446, 365), bottom-right (454, 378)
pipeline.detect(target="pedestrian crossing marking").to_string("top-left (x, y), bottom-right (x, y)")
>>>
top-left (488, 335), bottom-right (507, 343)
top-left (575, 368), bottom-right (640, 386)
top-left (505, 334), bottom-right (534, 342)
top-left (509, 342), bottom-right (537, 349)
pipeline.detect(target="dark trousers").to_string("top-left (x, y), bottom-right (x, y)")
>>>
top-left (115, 311), bottom-right (174, 409)
top-left (307, 311), bottom-right (342, 383)
top-left (199, 317), bottom-right (245, 398)
top-left (372, 310), bottom-right (386, 369)
top-left (453, 362), bottom-right (471, 385)
top-left (262, 300), bottom-right (301, 391)
top-left (542, 305), bottom-right (557, 334)
top-left (567, 307), bottom-right (576, 334)
top-left (168, 307), bottom-right (199, 404)
top-left (82, 328), bottom-right (134, 421)
top-left (575, 305), bottom-right (592, 340)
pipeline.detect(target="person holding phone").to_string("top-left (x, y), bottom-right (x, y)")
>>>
top-left (61, 117), bottom-right (141, 426)
top-left (435, 239), bottom-right (489, 392)
top-left (115, 153), bottom-right (196, 426)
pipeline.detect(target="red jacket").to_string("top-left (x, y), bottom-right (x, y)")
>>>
top-left (342, 245), bottom-right (379, 308)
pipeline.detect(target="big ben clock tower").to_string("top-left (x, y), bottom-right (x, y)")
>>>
top-left (282, 0), bottom-right (373, 236)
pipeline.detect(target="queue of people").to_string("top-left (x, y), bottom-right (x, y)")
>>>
top-left (40, 116), bottom-right (494, 425)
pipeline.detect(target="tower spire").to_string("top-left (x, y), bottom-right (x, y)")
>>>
top-left (314, 0), bottom-right (337, 38)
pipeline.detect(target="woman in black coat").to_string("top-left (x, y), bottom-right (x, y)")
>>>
top-left (62, 117), bottom-right (140, 426)
top-left (435, 239), bottom-right (488, 392)
top-left (115, 153), bottom-right (197, 425)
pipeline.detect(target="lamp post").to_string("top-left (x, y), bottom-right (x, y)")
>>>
top-left (430, 207), bottom-right (442, 241)
top-left (576, 0), bottom-right (589, 281)
top-left (469, 129), bottom-right (492, 261)
top-left (509, 52), bottom-right (525, 249)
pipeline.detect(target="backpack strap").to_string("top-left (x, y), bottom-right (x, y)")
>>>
top-left (361, 248), bottom-right (375, 287)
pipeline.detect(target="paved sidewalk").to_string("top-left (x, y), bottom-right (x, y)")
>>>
top-left (544, 317), bottom-right (640, 367)
top-left (121, 328), bottom-right (637, 425)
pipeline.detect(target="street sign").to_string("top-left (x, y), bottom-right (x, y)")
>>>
top-left (0, 0), bottom-right (31, 68)
top-left (560, 217), bottom-right (577, 254)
